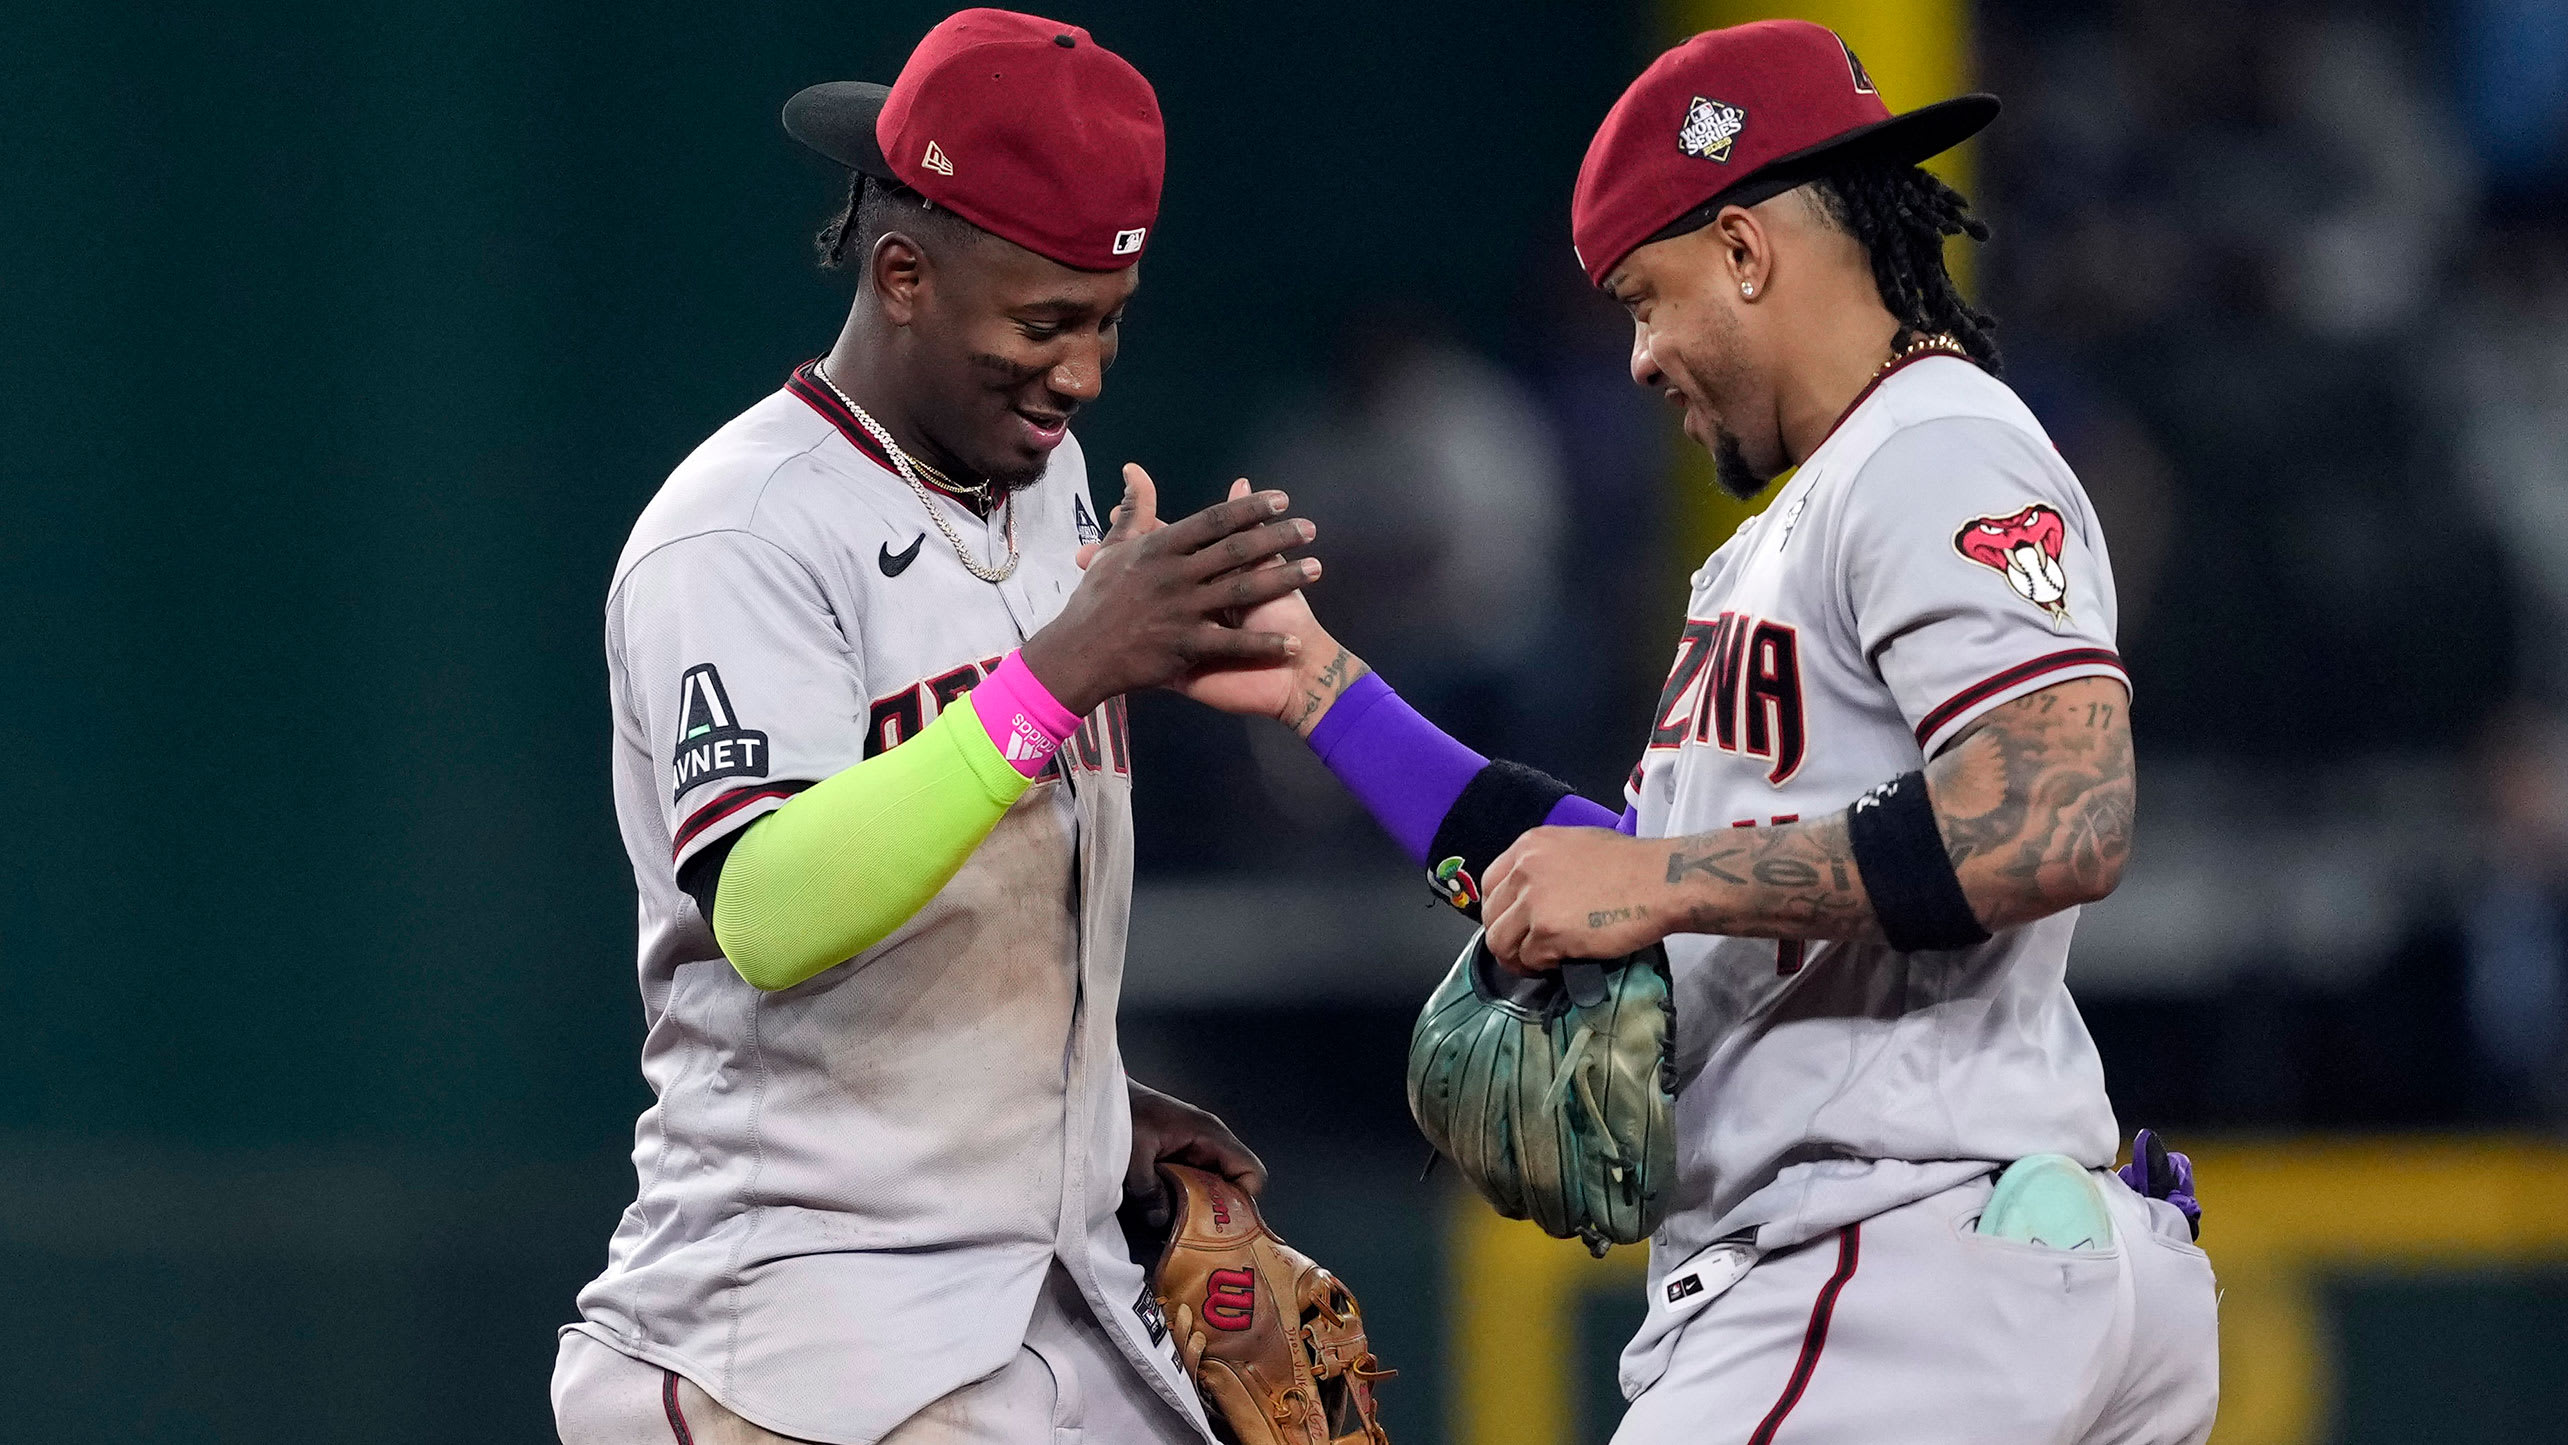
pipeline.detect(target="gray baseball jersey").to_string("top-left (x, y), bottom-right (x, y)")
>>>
top-left (564, 364), bottom-right (1208, 1445)
top-left (1619, 353), bottom-right (2130, 1373)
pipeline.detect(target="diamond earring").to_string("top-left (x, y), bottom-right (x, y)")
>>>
top-left (1741, 282), bottom-right (1755, 297)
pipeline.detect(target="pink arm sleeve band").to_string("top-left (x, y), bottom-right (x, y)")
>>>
top-left (973, 650), bottom-right (1083, 778)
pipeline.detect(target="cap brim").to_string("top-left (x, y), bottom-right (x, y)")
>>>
top-left (1792, 93), bottom-right (1999, 180)
top-left (782, 80), bottom-right (898, 180)
top-left (1642, 93), bottom-right (2001, 250)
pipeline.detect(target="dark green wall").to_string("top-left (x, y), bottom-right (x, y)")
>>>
top-left (2, 0), bottom-right (1648, 1154)
top-left (2, 4), bottom-right (1643, 1439)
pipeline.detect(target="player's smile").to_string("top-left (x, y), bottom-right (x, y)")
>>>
top-left (1013, 403), bottom-right (1071, 451)
top-left (1664, 384), bottom-right (1712, 443)
top-left (1658, 368), bottom-right (1729, 455)
top-left (934, 248), bottom-right (1134, 483)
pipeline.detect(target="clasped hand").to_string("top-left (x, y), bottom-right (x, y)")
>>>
top-left (1125, 1080), bottom-right (1265, 1229)
top-left (1020, 464), bottom-right (1320, 717)
top-left (1482, 826), bottom-right (1672, 973)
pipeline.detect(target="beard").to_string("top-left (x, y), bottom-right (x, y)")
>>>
top-left (919, 416), bottom-right (1049, 493)
top-left (1674, 308), bottom-right (1776, 501)
top-left (1710, 423), bottom-right (1769, 500)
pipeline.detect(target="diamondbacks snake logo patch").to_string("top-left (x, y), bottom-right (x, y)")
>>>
top-left (1954, 504), bottom-right (2073, 627)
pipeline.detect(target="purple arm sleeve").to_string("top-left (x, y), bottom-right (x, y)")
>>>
top-left (1305, 672), bottom-right (1628, 864)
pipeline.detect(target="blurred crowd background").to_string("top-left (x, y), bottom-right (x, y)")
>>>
top-left (8, 0), bottom-right (2568, 1441)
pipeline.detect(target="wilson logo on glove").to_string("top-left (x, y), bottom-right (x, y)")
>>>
top-left (1204, 1268), bottom-right (1256, 1330)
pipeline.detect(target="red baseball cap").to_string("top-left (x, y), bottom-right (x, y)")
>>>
top-left (1570, 20), bottom-right (1998, 286)
top-left (782, 8), bottom-right (1163, 272)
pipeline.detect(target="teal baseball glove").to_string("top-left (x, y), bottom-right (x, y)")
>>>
top-left (1406, 931), bottom-right (1677, 1256)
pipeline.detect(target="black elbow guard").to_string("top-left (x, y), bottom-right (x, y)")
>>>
top-left (1425, 761), bottom-right (1575, 920)
top-left (677, 829), bottom-right (744, 923)
top-left (1845, 771), bottom-right (1991, 952)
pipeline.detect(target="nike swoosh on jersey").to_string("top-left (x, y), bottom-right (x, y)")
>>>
top-left (879, 534), bottom-right (926, 577)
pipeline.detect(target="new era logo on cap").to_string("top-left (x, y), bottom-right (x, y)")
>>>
top-left (1112, 227), bottom-right (1146, 256)
top-left (922, 140), bottom-right (954, 176)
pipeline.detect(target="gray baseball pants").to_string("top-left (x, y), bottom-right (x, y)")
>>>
top-left (553, 1264), bottom-right (1203, 1445)
top-left (1615, 1172), bottom-right (2218, 1445)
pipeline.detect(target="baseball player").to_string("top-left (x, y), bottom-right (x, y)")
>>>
top-left (551, 12), bottom-right (1325, 1444)
top-left (1162, 21), bottom-right (2219, 1444)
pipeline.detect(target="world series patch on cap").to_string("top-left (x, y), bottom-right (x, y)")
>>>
top-left (1570, 19), bottom-right (1999, 286)
top-left (782, 7), bottom-right (1163, 272)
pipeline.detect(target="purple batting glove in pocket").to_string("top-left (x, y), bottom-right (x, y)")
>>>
top-left (2117, 1128), bottom-right (2201, 1239)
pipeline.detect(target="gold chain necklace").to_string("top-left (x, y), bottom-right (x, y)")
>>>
top-left (903, 451), bottom-right (991, 505)
top-left (813, 360), bottom-right (1019, 584)
top-left (1878, 331), bottom-right (1967, 378)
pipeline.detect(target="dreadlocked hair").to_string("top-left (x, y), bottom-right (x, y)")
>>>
top-left (1805, 161), bottom-right (2001, 373)
top-left (814, 172), bottom-right (984, 278)
top-left (815, 172), bottom-right (867, 270)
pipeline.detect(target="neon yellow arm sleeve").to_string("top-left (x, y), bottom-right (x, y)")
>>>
top-left (710, 691), bottom-right (1030, 991)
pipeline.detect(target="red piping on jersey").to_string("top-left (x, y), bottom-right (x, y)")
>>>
top-left (672, 783), bottom-right (805, 860)
top-left (1746, 1223), bottom-right (1861, 1445)
top-left (1914, 647), bottom-right (2125, 749)
top-left (787, 362), bottom-right (996, 512)
top-left (661, 1371), bottom-right (697, 1445)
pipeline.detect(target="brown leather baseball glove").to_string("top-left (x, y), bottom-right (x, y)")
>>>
top-left (1141, 1163), bottom-right (1393, 1445)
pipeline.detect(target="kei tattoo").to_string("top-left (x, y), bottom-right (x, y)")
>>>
top-left (1661, 813), bottom-right (1877, 941)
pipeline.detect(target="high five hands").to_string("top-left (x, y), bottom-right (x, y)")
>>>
top-left (1071, 465), bottom-right (1345, 723)
top-left (1021, 463), bottom-right (1322, 717)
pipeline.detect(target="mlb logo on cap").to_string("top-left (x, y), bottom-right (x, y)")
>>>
top-left (1113, 227), bottom-right (1147, 256)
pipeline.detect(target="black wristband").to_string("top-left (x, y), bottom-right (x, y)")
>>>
top-left (1425, 760), bottom-right (1575, 921)
top-left (1845, 771), bottom-right (1990, 952)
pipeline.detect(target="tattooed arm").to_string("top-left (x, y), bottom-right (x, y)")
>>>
top-left (1286, 642), bottom-right (1368, 734)
top-left (1479, 675), bottom-right (2134, 970)
top-left (1923, 674), bottom-right (2135, 932)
